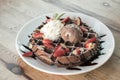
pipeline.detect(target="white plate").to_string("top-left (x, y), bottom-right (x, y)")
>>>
top-left (16, 12), bottom-right (115, 75)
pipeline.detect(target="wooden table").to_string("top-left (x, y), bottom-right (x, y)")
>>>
top-left (0, 0), bottom-right (120, 80)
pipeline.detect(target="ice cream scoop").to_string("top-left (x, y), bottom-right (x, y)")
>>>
top-left (60, 24), bottom-right (83, 43)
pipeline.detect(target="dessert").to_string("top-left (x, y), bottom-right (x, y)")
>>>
top-left (22, 13), bottom-right (105, 68)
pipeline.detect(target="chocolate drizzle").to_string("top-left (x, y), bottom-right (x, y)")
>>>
top-left (80, 62), bottom-right (97, 66)
top-left (66, 67), bottom-right (81, 70)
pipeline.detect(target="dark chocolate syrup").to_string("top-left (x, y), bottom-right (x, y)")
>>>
top-left (38, 25), bottom-right (43, 29)
top-left (36, 40), bottom-right (43, 45)
top-left (99, 34), bottom-right (106, 38)
top-left (66, 67), bottom-right (81, 70)
top-left (28, 35), bottom-right (31, 38)
top-left (80, 62), bottom-right (97, 66)
top-left (46, 16), bottom-right (50, 19)
top-left (100, 41), bottom-right (105, 44)
top-left (31, 54), bottom-right (37, 60)
top-left (22, 44), bottom-right (32, 52)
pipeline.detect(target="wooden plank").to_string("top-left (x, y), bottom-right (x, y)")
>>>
top-left (18, 53), bottom-right (120, 80)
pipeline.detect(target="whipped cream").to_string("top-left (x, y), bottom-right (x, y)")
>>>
top-left (40, 20), bottom-right (64, 40)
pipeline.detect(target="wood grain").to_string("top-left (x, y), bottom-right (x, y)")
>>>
top-left (18, 53), bottom-right (120, 80)
top-left (0, 0), bottom-right (120, 80)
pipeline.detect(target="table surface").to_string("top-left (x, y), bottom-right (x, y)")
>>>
top-left (0, 0), bottom-right (120, 80)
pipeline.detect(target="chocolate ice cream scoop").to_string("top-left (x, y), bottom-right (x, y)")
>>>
top-left (60, 24), bottom-right (83, 43)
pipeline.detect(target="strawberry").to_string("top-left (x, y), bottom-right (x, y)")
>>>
top-left (86, 37), bottom-right (97, 43)
top-left (80, 26), bottom-right (88, 32)
top-left (73, 48), bottom-right (81, 55)
top-left (43, 39), bottom-right (53, 44)
top-left (65, 48), bottom-right (70, 53)
top-left (53, 45), bottom-right (66, 57)
top-left (85, 43), bottom-right (95, 50)
top-left (44, 43), bottom-right (53, 49)
top-left (32, 32), bottom-right (44, 39)
top-left (22, 52), bottom-right (33, 57)
top-left (61, 17), bottom-right (70, 23)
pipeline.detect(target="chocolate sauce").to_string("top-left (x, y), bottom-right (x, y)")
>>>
top-left (31, 54), bottom-right (37, 60)
top-left (53, 38), bottom-right (64, 45)
top-left (38, 25), bottom-right (43, 29)
top-left (83, 33), bottom-right (88, 37)
top-left (22, 44), bottom-right (33, 52)
top-left (29, 39), bottom-right (33, 42)
top-left (99, 34), bottom-right (106, 38)
top-left (100, 41), bottom-right (105, 44)
top-left (83, 23), bottom-right (88, 27)
top-left (46, 16), bottom-right (50, 19)
top-left (100, 47), bottom-right (104, 50)
top-left (28, 35), bottom-right (31, 38)
top-left (66, 67), bottom-right (81, 70)
top-left (42, 22), bottom-right (46, 25)
top-left (75, 42), bottom-right (81, 47)
top-left (50, 55), bottom-right (56, 62)
top-left (37, 40), bottom-right (43, 45)
top-left (65, 41), bottom-right (73, 46)
top-left (80, 62), bottom-right (97, 66)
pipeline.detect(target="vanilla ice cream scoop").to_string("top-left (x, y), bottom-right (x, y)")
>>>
top-left (40, 20), bottom-right (64, 40)
top-left (60, 24), bottom-right (83, 43)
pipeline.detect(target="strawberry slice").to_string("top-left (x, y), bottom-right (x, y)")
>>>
top-left (53, 45), bottom-right (66, 57)
top-left (61, 17), bottom-right (70, 23)
top-left (44, 43), bottom-right (53, 49)
top-left (80, 26), bottom-right (88, 32)
top-left (85, 43), bottom-right (95, 50)
top-left (65, 48), bottom-right (70, 53)
top-left (32, 32), bottom-right (44, 39)
top-left (86, 37), bottom-right (97, 43)
top-left (73, 48), bottom-right (81, 55)
top-left (22, 52), bottom-right (33, 57)
top-left (43, 39), bottom-right (53, 44)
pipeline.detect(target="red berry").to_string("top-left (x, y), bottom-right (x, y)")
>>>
top-left (80, 26), bottom-right (88, 32)
top-left (86, 37), bottom-right (97, 43)
top-left (85, 43), bottom-right (95, 50)
top-left (65, 48), bottom-right (70, 53)
top-left (85, 43), bottom-right (92, 49)
top-left (43, 39), bottom-right (53, 44)
top-left (53, 45), bottom-right (66, 57)
top-left (32, 33), bottom-right (43, 39)
top-left (22, 52), bottom-right (33, 57)
top-left (73, 48), bottom-right (81, 55)
top-left (61, 17), bottom-right (70, 23)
